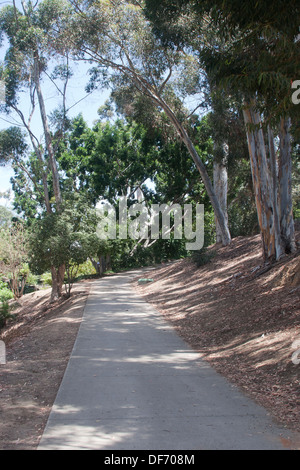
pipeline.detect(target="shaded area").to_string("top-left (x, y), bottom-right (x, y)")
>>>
top-left (0, 283), bottom-right (91, 450)
top-left (137, 234), bottom-right (300, 434)
top-left (39, 271), bottom-right (297, 450)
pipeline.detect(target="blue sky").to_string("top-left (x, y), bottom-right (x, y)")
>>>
top-left (0, 64), bottom-right (109, 196)
top-left (0, 62), bottom-right (109, 190)
top-left (0, 0), bottom-right (110, 200)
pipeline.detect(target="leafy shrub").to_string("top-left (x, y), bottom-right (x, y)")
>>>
top-left (0, 223), bottom-right (29, 298)
top-left (0, 301), bottom-right (16, 329)
top-left (76, 260), bottom-right (97, 277)
top-left (20, 264), bottom-right (39, 286)
top-left (40, 272), bottom-right (52, 287)
top-left (191, 247), bottom-right (216, 267)
top-left (0, 282), bottom-right (16, 329)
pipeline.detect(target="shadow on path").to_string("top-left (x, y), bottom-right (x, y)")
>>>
top-left (38, 269), bottom-right (298, 450)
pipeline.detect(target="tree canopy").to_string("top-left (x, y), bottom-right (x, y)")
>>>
top-left (0, 0), bottom-right (299, 305)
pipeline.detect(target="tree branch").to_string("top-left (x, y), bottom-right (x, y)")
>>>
top-left (158, 67), bottom-right (173, 95)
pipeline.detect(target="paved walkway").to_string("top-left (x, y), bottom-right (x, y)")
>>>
top-left (38, 270), bottom-right (298, 450)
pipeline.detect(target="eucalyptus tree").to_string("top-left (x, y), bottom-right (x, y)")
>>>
top-left (203, 3), bottom-right (299, 259)
top-left (0, 0), bottom-right (73, 300)
top-left (29, 194), bottom-right (100, 297)
top-left (145, 0), bottom-right (299, 261)
top-left (0, 221), bottom-right (29, 299)
top-left (64, 0), bottom-right (232, 246)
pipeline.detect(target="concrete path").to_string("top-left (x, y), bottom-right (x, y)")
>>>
top-left (38, 270), bottom-right (298, 450)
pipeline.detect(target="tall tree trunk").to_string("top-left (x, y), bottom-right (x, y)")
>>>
top-left (243, 101), bottom-right (282, 262)
top-left (278, 117), bottom-right (296, 253)
top-left (22, 0), bottom-right (65, 299)
top-left (123, 69), bottom-right (231, 246)
top-left (50, 265), bottom-right (65, 302)
top-left (20, 1), bottom-right (57, 214)
top-left (106, 254), bottom-right (112, 271)
top-left (34, 56), bottom-right (65, 296)
top-left (213, 144), bottom-right (229, 244)
top-left (87, 56), bottom-right (232, 245)
top-left (267, 126), bottom-right (283, 257)
top-left (157, 97), bottom-right (232, 246)
top-left (33, 55), bottom-right (62, 211)
top-left (35, 147), bottom-right (52, 214)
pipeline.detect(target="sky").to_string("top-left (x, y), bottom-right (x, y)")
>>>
top-left (0, 62), bottom-right (109, 189)
top-left (0, 0), bottom-right (110, 204)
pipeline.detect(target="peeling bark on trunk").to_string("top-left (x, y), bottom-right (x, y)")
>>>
top-left (160, 104), bottom-right (231, 246)
top-left (181, 128), bottom-right (231, 246)
top-left (278, 117), bottom-right (296, 254)
top-left (267, 126), bottom-right (283, 257)
top-left (127, 79), bottom-right (232, 246)
top-left (33, 55), bottom-right (62, 212)
top-left (213, 144), bottom-right (228, 244)
top-left (243, 102), bottom-right (282, 262)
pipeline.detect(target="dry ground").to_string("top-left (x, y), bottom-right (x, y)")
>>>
top-left (0, 281), bottom-right (91, 450)
top-left (0, 232), bottom-right (299, 450)
top-left (135, 233), bottom-right (300, 438)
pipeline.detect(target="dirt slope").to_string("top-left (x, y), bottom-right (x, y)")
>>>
top-left (135, 233), bottom-right (300, 435)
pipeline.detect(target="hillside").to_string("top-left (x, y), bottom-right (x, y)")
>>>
top-left (136, 232), bottom-right (300, 434)
top-left (0, 282), bottom-right (91, 450)
top-left (0, 232), bottom-right (299, 450)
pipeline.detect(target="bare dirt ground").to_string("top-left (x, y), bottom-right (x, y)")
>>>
top-left (135, 233), bottom-right (300, 443)
top-left (0, 281), bottom-right (91, 450)
top-left (0, 232), bottom-right (299, 450)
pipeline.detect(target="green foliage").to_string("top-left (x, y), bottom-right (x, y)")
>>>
top-left (0, 205), bottom-right (13, 228)
top-left (28, 193), bottom-right (101, 296)
top-left (0, 280), bottom-right (14, 329)
top-left (0, 127), bottom-right (27, 164)
top-left (40, 272), bottom-right (52, 287)
top-left (195, 0), bottom-right (299, 38)
top-left (0, 280), bottom-right (14, 302)
top-left (0, 300), bottom-right (13, 329)
top-left (76, 260), bottom-right (97, 277)
top-left (227, 157), bottom-right (258, 237)
top-left (203, 210), bottom-right (217, 247)
top-left (29, 198), bottom-right (99, 275)
top-left (10, 151), bottom-right (53, 221)
top-left (191, 247), bottom-right (216, 268)
top-left (108, 237), bottom-right (188, 272)
top-left (0, 222), bottom-right (29, 298)
top-left (145, 0), bottom-right (300, 127)
top-left (0, 1), bottom-right (71, 106)
top-left (1, 0), bottom-right (297, 288)
top-left (88, 119), bottom-right (157, 202)
top-left (19, 263), bottom-right (39, 294)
